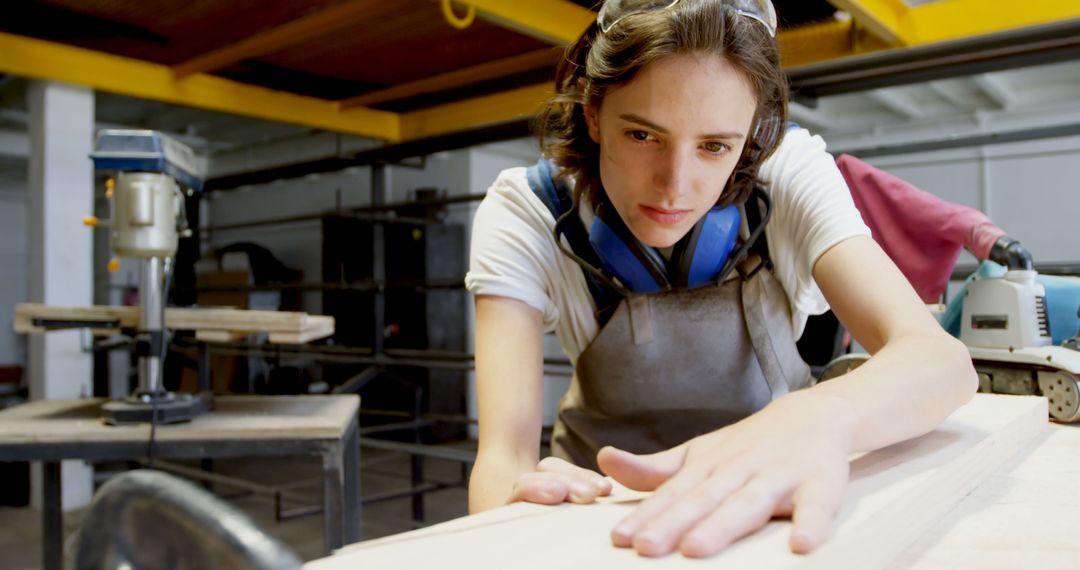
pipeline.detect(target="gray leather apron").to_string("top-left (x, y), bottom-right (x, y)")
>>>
top-left (550, 258), bottom-right (813, 471)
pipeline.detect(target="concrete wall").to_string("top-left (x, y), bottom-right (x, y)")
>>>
top-left (0, 188), bottom-right (27, 367)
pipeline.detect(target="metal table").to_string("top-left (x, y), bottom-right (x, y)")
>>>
top-left (0, 395), bottom-right (361, 570)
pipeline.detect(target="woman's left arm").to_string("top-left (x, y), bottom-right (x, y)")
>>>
top-left (807, 234), bottom-right (977, 451)
top-left (598, 234), bottom-right (977, 558)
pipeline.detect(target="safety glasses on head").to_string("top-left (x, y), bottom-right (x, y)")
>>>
top-left (597, 0), bottom-right (778, 37)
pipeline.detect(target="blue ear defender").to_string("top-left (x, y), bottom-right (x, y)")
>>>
top-left (587, 191), bottom-right (743, 294)
top-left (551, 187), bottom-right (772, 297)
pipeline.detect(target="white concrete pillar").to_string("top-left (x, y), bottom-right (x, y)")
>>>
top-left (27, 80), bottom-right (95, 510)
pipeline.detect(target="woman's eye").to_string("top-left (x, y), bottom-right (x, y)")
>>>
top-left (702, 141), bottom-right (731, 154)
top-left (627, 130), bottom-right (653, 142)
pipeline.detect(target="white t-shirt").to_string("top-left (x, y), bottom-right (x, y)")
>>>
top-left (465, 127), bottom-right (870, 363)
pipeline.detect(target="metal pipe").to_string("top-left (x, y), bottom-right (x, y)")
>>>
top-left (372, 163), bottom-right (387, 357)
top-left (138, 257), bottom-right (164, 393)
top-left (843, 123), bottom-right (1080, 159)
top-left (789, 19), bottom-right (1080, 98)
top-left (203, 211), bottom-right (442, 233)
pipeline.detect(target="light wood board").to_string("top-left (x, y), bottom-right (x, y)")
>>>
top-left (894, 423), bottom-right (1080, 570)
top-left (0, 395), bottom-right (359, 444)
top-left (14, 303), bottom-right (334, 343)
top-left (307, 394), bottom-right (1047, 570)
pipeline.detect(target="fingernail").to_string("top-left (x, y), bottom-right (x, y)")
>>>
top-left (611, 524), bottom-right (633, 543)
top-left (680, 536), bottom-right (708, 557)
top-left (792, 531), bottom-right (813, 552)
top-left (569, 482), bottom-right (593, 502)
top-left (635, 533), bottom-right (663, 556)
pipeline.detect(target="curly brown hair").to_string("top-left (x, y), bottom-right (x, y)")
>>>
top-left (537, 0), bottom-right (788, 209)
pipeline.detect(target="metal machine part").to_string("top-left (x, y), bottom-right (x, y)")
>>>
top-left (958, 252), bottom-right (1080, 423)
top-left (75, 469), bottom-right (302, 570)
top-left (820, 254), bottom-right (1080, 422)
top-left (960, 269), bottom-right (1052, 350)
top-left (969, 345), bottom-right (1080, 422)
top-left (91, 130), bottom-right (210, 425)
top-left (988, 236), bottom-right (1034, 271)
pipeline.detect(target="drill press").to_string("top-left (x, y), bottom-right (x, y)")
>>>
top-left (90, 130), bottom-right (211, 425)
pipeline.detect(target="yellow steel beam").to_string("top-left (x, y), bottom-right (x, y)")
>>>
top-left (0, 32), bottom-right (400, 142)
top-left (338, 47), bottom-right (561, 109)
top-left (453, 0), bottom-right (595, 45)
top-left (777, 19), bottom-right (892, 68)
top-left (399, 82), bottom-right (552, 140)
top-left (827, 0), bottom-right (912, 46)
top-left (778, 20), bottom-right (859, 68)
top-left (172, 0), bottom-right (386, 79)
top-left (905, 0), bottom-right (1080, 45)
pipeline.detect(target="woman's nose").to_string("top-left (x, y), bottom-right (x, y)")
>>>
top-left (653, 148), bottom-right (692, 200)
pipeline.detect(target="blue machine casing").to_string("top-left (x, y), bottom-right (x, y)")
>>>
top-left (90, 129), bottom-right (204, 191)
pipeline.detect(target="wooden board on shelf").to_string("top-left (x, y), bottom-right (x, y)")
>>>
top-left (307, 394), bottom-right (1048, 570)
top-left (14, 303), bottom-right (334, 343)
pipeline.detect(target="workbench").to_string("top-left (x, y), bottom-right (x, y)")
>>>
top-left (0, 395), bottom-right (360, 570)
top-left (894, 422), bottom-right (1080, 569)
top-left (306, 395), bottom-right (1079, 569)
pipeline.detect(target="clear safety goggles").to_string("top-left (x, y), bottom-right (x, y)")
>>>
top-left (597, 0), bottom-right (778, 37)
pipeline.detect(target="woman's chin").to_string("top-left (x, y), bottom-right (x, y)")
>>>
top-left (633, 226), bottom-right (689, 249)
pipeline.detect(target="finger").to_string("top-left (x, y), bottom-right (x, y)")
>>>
top-left (536, 456), bottom-right (612, 495)
top-left (609, 463), bottom-right (723, 549)
top-left (511, 471), bottom-right (604, 505)
top-left (597, 444), bottom-right (688, 492)
top-left (509, 472), bottom-right (570, 505)
top-left (789, 472), bottom-right (846, 554)
top-left (678, 478), bottom-right (789, 558)
top-left (623, 470), bottom-right (754, 557)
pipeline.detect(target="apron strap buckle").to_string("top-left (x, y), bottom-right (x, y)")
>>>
top-left (737, 253), bottom-right (772, 281)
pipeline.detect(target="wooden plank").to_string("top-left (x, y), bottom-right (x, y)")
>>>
top-left (307, 394), bottom-right (1047, 569)
top-left (895, 424), bottom-right (1080, 569)
top-left (14, 303), bottom-right (320, 334)
top-left (171, 0), bottom-right (387, 78)
top-left (0, 396), bottom-right (360, 443)
top-left (337, 48), bottom-right (561, 109)
top-left (269, 316), bottom-right (336, 344)
top-left (195, 330), bottom-right (252, 343)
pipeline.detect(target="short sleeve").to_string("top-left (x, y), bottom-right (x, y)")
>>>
top-left (465, 168), bottom-right (563, 326)
top-left (758, 128), bottom-right (872, 335)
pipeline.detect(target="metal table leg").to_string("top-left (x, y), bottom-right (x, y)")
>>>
top-left (344, 419), bottom-right (361, 543)
top-left (198, 341), bottom-right (211, 392)
top-left (322, 446), bottom-right (345, 553)
top-left (42, 461), bottom-right (63, 570)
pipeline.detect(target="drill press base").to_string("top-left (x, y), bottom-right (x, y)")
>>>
top-left (101, 392), bottom-right (213, 426)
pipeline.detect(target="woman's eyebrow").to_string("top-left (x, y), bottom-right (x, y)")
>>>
top-left (618, 113), bottom-right (745, 140)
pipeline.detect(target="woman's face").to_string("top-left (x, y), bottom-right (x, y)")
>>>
top-left (585, 53), bottom-right (758, 248)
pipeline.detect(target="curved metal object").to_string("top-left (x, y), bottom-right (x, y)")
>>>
top-left (818, 353), bottom-right (870, 383)
top-left (75, 469), bottom-right (302, 570)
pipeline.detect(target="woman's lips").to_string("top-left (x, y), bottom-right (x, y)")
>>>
top-left (639, 205), bottom-right (690, 225)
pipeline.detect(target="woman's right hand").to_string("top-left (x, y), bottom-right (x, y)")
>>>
top-left (510, 456), bottom-right (613, 505)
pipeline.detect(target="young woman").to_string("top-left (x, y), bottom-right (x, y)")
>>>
top-left (465, 0), bottom-right (976, 559)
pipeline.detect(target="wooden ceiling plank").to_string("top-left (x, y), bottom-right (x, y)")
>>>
top-left (399, 82), bottom-right (551, 140)
top-left (826, 0), bottom-right (911, 46)
top-left (453, 0), bottom-right (595, 45)
top-left (171, 0), bottom-right (385, 79)
top-left (0, 32), bottom-right (400, 142)
top-left (337, 47), bottom-right (561, 109)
